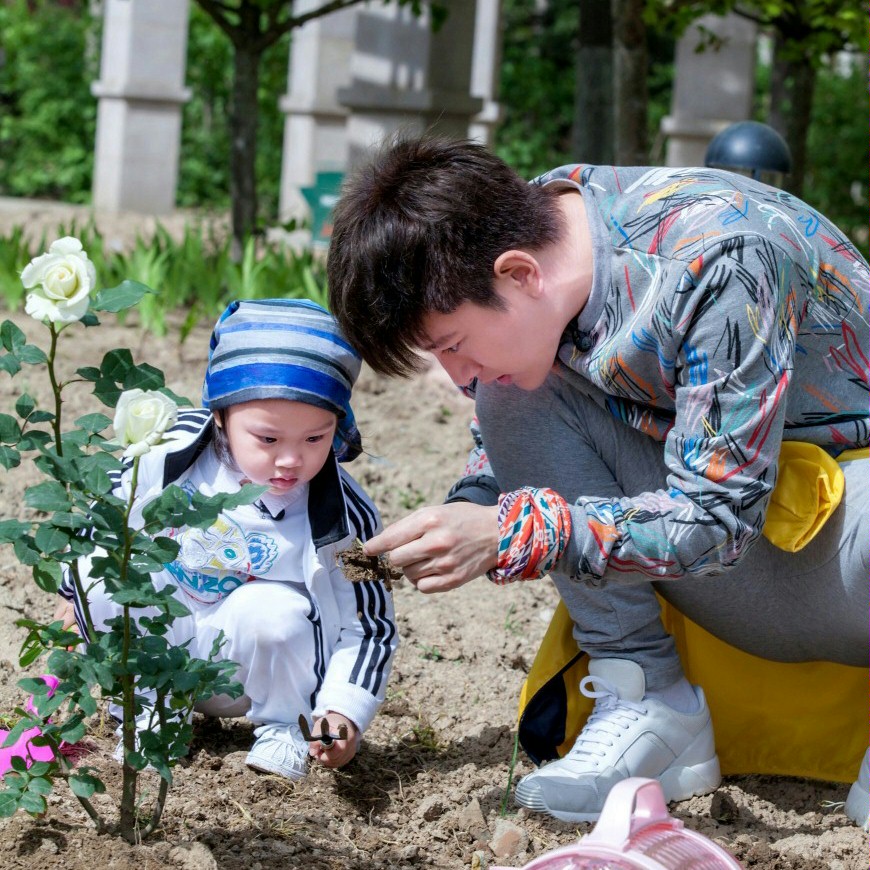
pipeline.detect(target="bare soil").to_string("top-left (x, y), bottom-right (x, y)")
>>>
top-left (0, 205), bottom-right (865, 868)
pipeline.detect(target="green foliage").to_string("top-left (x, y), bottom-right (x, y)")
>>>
top-left (494, 0), bottom-right (578, 177)
top-left (0, 223), bottom-right (329, 338)
top-left (495, 0), bottom-right (675, 176)
top-left (803, 59), bottom-right (869, 256)
top-left (179, 4), bottom-right (291, 220)
top-left (0, 0), bottom-right (98, 203)
top-left (647, 0), bottom-right (866, 58)
top-left (0, 242), bottom-right (255, 840)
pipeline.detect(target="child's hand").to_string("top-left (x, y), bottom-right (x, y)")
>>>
top-left (308, 712), bottom-right (358, 768)
top-left (53, 597), bottom-right (77, 631)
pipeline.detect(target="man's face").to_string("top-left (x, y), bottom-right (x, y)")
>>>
top-left (420, 287), bottom-right (562, 392)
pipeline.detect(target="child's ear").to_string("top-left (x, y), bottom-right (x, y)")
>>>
top-left (493, 250), bottom-right (543, 297)
top-left (213, 409), bottom-right (224, 429)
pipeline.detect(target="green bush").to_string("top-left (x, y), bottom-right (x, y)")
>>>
top-left (0, 0), bottom-right (98, 203)
top-left (0, 224), bottom-right (328, 338)
top-left (177, 5), bottom-right (291, 221)
top-left (804, 59), bottom-right (869, 256)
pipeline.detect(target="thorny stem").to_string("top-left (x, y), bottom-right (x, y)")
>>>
top-left (45, 323), bottom-right (63, 456)
top-left (45, 322), bottom-right (97, 638)
top-left (118, 457), bottom-right (141, 841)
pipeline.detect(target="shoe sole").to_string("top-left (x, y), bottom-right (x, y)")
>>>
top-left (245, 754), bottom-right (307, 781)
top-left (516, 756), bottom-right (722, 824)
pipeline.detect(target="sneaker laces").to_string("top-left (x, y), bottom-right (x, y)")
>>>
top-left (565, 675), bottom-right (647, 761)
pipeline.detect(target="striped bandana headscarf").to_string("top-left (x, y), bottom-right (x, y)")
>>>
top-left (202, 299), bottom-right (363, 462)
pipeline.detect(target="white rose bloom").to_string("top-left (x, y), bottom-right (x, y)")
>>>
top-left (21, 236), bottom-right (96, 324)
top-left (113, 389), bottom-right (178, 458)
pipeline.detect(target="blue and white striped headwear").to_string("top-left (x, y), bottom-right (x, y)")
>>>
top-left (203, 299), bottom-right (363, 462)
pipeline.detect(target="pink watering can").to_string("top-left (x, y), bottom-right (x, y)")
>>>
top-left (0, 675), bottom-right (60, 774)
top-left (494, 778), bottom-right (743, 870)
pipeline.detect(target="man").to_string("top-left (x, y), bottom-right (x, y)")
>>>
top-left (327, 136), bottom-right (869, 823)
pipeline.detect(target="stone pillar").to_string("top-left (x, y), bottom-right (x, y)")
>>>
top-left (660, 13), bottom-right (757, 167)
top-left (278, 0), bottom-right (356, 222)
top-left (469, 0), bottom-right (503, 146)
top-left (91, 0), bottom-right (191, 214)
top-left (339, 0), bottom-right (483, 167)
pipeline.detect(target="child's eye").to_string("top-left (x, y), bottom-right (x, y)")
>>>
top-left (306, 435), bottom-right (325, 444)
top-left (258, 436), bottom-right (277, 444)
top-left (442, 343), bottom-right (460, 355)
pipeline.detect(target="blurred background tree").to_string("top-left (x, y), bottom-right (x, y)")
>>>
top-left (0, 0), bottom-right (866, 254)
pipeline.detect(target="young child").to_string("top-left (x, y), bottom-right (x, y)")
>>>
top-left (58, 298), bottom-right (398, 779)
top-left (326, 137), bottom-right (869, 822)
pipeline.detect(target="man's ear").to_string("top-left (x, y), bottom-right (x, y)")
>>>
top-left (493, 250), bottom-right (543, 297)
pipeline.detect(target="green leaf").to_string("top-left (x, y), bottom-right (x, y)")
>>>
top-left (18, 432), bottom-right (52, 452)
top-left (69, 772), bottom-right (104, 799)
top-left (26, 761), bottom-right (52, 778)
top-left (0, 353), bottom-right (21, 377)
top-left (100, 349), bottom-right (135, 382)
top-left (79, 312), bottom-right (100, 328)
top-left (0, 520), bottom-right (30, 543)
top-left (0, 446), bottom-right (20, 470)
top-left (25, 482), bottom-right (71, 512)
top-left (0, 320), bottom-right (26, 352)
top-left (92, 280), bottom-right (153, 312)
top-left (13, 537), bottom-right (40, 566)
top-left (14, 394), bottom-right (35, 419)
top-left (18, 345), bottom-right (47, 365)
top-left (74, 413), bottom-right (112, 433)
top-left (0, 414), bottom-right (21, 442)
top-left (124, 362), bottom-right (165, 391)
top-left (26, 777), bottom-right (53, 796)
top-left (19, 790), bottom-right (46, 815)
top-left (0, 791), bottom-right (21, 818)
top-left (75, 366), bottom-right (101, 382)
top-left (32, 560), bottom-right (62, 594)
top-left (59, 717), bottom-right (87, 744)
top-left (27, 411), bottom-right (54, 424)
top-left (34, 525), bottom-right (71, 555)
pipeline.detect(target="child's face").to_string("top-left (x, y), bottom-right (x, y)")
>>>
top-left (220, 399), bottom-right (338, 495)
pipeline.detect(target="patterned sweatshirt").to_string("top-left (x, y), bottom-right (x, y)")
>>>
top-left (450, 165), bottom-right (869, 585)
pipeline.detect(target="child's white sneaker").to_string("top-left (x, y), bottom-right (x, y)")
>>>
top-left (514, 658), bottom-right (721, 822)
top-left (246, 723), bottom-right (309, 780)
top-left (845, 748), bottom-right (869, 830)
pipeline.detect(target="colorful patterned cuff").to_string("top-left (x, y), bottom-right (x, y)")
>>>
top-left (486, 486), bottom-right (573, 584)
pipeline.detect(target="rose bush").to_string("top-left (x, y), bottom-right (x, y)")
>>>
top-left (0, 238), bottom-right (255, 842)
top-left (21, 237), bottom-right (96, 324)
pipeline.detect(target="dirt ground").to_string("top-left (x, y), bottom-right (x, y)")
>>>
top-left (0, 207), bottom-right (866, 869)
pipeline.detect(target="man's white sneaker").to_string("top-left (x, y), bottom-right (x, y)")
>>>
top-left (514, 658), bottom-right (721, 822)
top-left (246, 723), bottom-right (309, 780)
top-left (845, 748), bottom-right (869, 831)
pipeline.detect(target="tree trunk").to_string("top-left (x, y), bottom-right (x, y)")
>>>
top-left (767, 31), bottom-right (816, 196)
top-left (612, 0), bottom-right (648, 165)
top-left (785, 61), bottom-right (815, 196)
top-left (572, 0), bottom-right (614, 164)
top-left (229, 19), bottom-right (261, 259)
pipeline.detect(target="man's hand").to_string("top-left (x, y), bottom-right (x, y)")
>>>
top-left (308, 712), bottom-right (358, 768)
top-left (364, 502), bottom-right (500, 593)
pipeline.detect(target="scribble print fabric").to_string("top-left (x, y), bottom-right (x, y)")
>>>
top-left (536, 164), bottom-right (869, 583)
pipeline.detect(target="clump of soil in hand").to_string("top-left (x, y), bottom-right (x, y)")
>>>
top-left (342, 539), bottom-right (400, 590)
